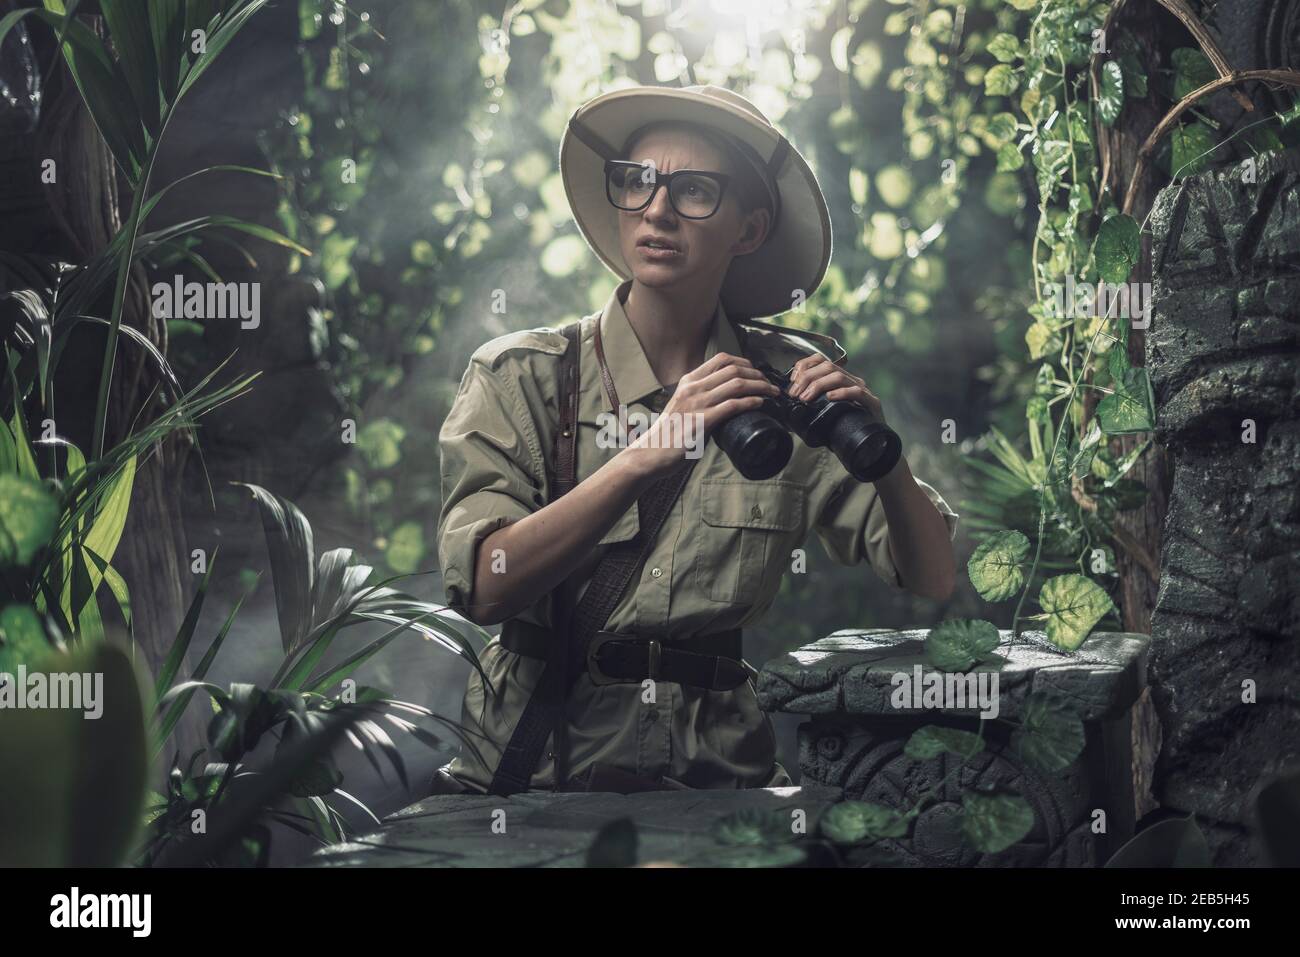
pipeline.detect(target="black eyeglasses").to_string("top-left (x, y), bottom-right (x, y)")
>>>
top-left (604, 160), bottom-right (731, 220)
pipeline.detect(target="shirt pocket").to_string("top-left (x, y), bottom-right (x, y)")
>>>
top-left (696, 479), bottom-right (804, 604)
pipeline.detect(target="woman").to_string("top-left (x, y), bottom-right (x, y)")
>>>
top-left (433, 85), bottom-right (958, 795)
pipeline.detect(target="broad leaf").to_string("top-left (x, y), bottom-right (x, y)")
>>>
top-left (1093, 213), bottom-right (1140, 286)
top-left (904, 724), bottom-right (985, 761)
top-left (961, 789), bottom-right (1034, 853)
top-left (1012, 694), bottom-right (1085, 773)
top-left (1097, 60), bottom-right (1123, 126)
top-left (925, 618), bottom-right (1002, 671)
top-left (819, 801), bottom-right (909, 845)
top-left (967, 530), bottom-right (1029, 601)
top-left (1039, 574), bottom-right (1114, 650)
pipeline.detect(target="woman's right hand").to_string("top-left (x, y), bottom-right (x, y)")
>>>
top-left (619, 351), bottom-right (781, 479)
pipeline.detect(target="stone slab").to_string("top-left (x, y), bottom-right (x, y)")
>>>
top-left (308, 786), bottom-right (843, 868)
top-left (757, 629), bottom-right (1150, 721)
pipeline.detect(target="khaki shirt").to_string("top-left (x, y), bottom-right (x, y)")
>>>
top-left (437, 279), bottom-right (958, 792)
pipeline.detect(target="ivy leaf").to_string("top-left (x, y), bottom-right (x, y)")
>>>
top-left (1004, 0), bottom-right (1040, 10)
top-left (984, 64), bottom-right (1020, 97)
top-left (996, 141), bottom-right (1024, 171)
top-left (1097, 61), bottom-right (1124, 126)
top-left (905, 725), bottom-right (985, 761)
top-left (961, 789), bottom-right (1035, 853)
top-left (967, 531), bottom-right (1030, 602)
top-left (986, 112), bottom-right (1019, 143)
top-left (1172, 48), bottom-right (1218, 101)
top-left (1097, 346), bottom-right (1155, 434)
top-left (1171, 121), bottom-right (1217, 176)
top-left (820, 801), bottom-right (909, 845)
top-left (1039, 574), bottom-right (1114, 650)
top-left (925, 618), bottom-right (1002, 670)
top-left (987, 33), bottom-right (1020, 63)
top-left (1093, 213), bottom-right (1140, 285)
top-left (1012, 694), bottom-right (1086, 774)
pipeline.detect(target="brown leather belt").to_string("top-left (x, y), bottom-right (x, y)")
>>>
top-left (500, 618), bottom-right (749, 692)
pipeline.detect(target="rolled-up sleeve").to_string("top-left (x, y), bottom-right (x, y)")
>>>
top-left (813, 467), bottom-right (959, 589)
top-left (437, 357), bottom-right (547, 615)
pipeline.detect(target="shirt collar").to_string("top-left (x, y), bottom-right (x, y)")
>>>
top-left (595, 279), bottom-right (745, 415)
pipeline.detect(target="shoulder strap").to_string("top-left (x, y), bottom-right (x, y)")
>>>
top-left (488, 321), bottom-right (697, 795)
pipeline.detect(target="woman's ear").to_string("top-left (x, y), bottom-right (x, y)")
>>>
top-left (732, 207), bottom-right (771, 257)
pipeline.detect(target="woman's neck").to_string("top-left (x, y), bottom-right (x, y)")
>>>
top-left (622, 279), bottom-right (721, 388)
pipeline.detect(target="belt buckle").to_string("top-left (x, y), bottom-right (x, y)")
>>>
top-left (587, 631), bottom-right (662, 686)
top-left (586, 631), bottom-right (627, 687)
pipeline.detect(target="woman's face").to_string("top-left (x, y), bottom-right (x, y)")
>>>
top-left (615, 124), bottom-right (769, 294)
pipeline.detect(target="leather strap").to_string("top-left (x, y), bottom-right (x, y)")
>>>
top-left (488, 321), bottom-right (699, 795)
top-left (592, 317), bottom-right (621, 411)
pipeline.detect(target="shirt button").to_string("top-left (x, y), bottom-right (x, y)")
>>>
top-left (650, 567), bottom-right (663, 579)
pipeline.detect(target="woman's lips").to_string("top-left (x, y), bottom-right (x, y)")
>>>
top-left (637, 241), bottom-right (682, 261)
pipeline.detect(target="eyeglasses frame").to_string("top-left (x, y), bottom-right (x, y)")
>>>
top-left (603, 159), bottom-right (733, 220)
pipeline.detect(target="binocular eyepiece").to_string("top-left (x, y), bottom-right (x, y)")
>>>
top-left (714, 360), bottom-right (902, 483)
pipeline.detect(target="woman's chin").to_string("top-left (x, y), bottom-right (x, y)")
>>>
top-left (629, 260), bottom-right (690, 287)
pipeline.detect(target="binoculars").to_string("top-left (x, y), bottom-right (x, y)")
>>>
top-left (715, 361), bottom-right (902, 483)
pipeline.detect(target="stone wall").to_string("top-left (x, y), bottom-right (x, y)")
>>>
top-left (1147, 148), bottom-right (1300, 864)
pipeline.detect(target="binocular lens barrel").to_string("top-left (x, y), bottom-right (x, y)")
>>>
top-left (712, 367), bottom-right (903, 483)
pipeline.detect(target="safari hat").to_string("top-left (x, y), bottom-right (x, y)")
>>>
top-left (558, 84), bottom-right (832, 320)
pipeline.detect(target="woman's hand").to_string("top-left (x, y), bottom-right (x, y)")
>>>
top-left (785, 353), bottom-right (887, 424)
top-left (618, 351), bottom-right (781, 480)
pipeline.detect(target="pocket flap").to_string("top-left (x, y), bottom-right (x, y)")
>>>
top-left (597, 505), bottom-right (640, 545)
top-left (701, 480), bottom-right (803, 531)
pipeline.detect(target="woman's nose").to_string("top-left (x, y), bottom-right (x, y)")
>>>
top-left (643, 183), bottom-right (677, 224)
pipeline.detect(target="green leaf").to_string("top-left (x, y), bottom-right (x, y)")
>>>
top-left (819, 801), bottom-right (909, 845)
top-left (99, 0), bottom-right (160, 135)
top-left (80, 453), bottom-right (135, 586)
top-left (149, 0), bottom-right (187, 104)
top-left (1097, 60), bottom-right (1123, 126)
top-left (987, 33), bottom-right (1020, 63)
top-left (1012, 694), bottom-right (1085, 773)
top-left (961, 789), bottom-right (1034, 853)
top-left (996, 141), bottom-right (1024, 171)
top-left (237, 483), bottom-right (315, 653)
top-left (39, 3), bottom-right (145, 181)
top-left (0, 604), bottom-right (51, 672)
top-left (1171, 121), bottom-right (1217, 176)
top-left (1039, 574), bottom-right (1114, 650)
top-left (1093, 213), bottom-right (1140, 285)
top-left (176, 0), bottom-right (271, 102)
top-left (0, 474), bottom-right (59, 567)
top-left (1097, 347), bottom-right (1155, 434)
top-left (904, 724), bottom-right (985, 761)
top-left (0, 641), bottom-right (150, 866)
top-left (925, 618), bottom-right (1002, 671)
top-left (967, 530), bottom-right (1030, 601)
top-left (1172, 47), bottom-right (1217, 101)
top-left (984, 64), bottom-right (1019, 97)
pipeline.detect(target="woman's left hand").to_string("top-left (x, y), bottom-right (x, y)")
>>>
top-left (785, 354), bottom-right (887, 424)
